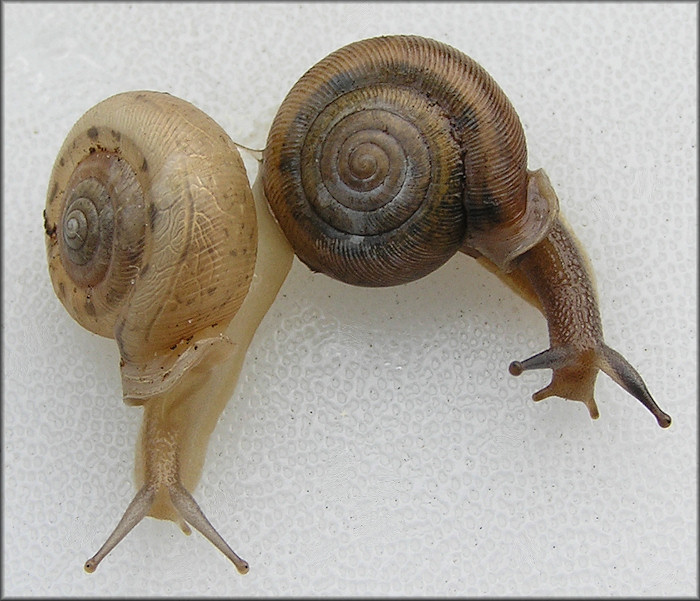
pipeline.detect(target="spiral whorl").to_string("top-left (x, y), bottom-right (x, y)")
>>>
top-left (262, 35), bottom-right (528, 286)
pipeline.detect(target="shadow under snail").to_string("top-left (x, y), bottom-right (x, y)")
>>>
top-left (43, 35), bottom-right (670, 576)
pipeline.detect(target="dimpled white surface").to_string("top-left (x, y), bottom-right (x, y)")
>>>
top-left (3, 3), bottom-right (697, 597)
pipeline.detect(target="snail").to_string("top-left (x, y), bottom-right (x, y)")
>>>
top-left (261, 34), bottom-right (671, 428)
top-left (44, 91), bottom-right (294, 573)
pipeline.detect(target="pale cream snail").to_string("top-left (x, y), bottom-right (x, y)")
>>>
top-left (44, 91), bottom-right (294, 573)
top-left (261, 35), bottom-right (671, 428)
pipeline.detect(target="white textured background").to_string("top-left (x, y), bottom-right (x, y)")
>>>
top-left (3, 2), bottom-right (697, 597)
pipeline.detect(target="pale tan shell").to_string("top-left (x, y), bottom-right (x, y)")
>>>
top-left (44, 91), bottom-right (257, 398)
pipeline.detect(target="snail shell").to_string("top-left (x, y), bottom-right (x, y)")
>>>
top-left (262, 35), bottom-right (555, 287)
top-left (45, 91), bottom-right (257, 398)
top-left (262, 35), bottom-right (670, 428)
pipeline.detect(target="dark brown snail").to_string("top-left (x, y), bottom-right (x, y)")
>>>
top-left (261, 34), bottom-right (671, 428)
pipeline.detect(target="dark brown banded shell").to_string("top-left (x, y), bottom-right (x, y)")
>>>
top-left (262, 35), bottom-right (528, 286)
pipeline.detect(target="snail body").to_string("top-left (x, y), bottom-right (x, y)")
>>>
top-left (44, 91), bottom-right (293, 573)
top-left (262, 35), bottom-right (671, 427)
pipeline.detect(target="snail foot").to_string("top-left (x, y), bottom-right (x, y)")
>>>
top-left (509, 344), bottom-right (671, 428)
